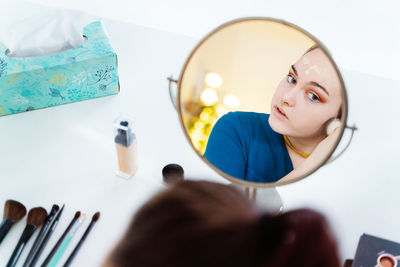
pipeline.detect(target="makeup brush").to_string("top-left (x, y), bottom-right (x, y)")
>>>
top-left (63, 212), bottom-right (100, 266)
top-left (40, 211), bottom-right (81, 267)
top-left (23, 204), bottom-right (59, 267)
top-left (47, 213), bottom-right (86, 267)
top-left (6, 207), bottom-right (47, 267)
top-left (27, 204), bottom-right (65, 267)
top-left (0, 200), bottom-right (27, 245)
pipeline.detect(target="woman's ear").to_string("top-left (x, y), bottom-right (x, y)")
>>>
top-left (324, 118), bottom-right (341, 136)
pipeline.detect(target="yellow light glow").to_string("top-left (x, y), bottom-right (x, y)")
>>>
top-left (193, 142), bottom-right (201, 150)
top-left (223, 94), bottom-right (240, 108)
top-left (204, 72), bottom-right (223, 88)
top-left (216, 104), bottom-right (228, 117)
top-left (202, 107), bottom-right (213, 115)
top-left (200, 88), bottom-right (218, 106)
top-left (194, 121), bottom-right (205, 129)
top-left (200, 110), bottom-right (211, 122)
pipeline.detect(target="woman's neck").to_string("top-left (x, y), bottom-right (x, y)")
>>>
top-left (285, 135), bottom-right (324, 155)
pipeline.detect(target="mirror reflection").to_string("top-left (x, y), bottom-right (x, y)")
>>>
top-left (179, 19), bottom-right (346, 184)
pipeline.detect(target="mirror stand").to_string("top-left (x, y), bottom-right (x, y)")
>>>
top-left (230, 184), bottom-right (283, 214)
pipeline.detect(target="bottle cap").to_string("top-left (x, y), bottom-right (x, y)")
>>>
top-left (162, 164), bottom-right (184, 185)
top-left (114, 115), bottom-right (135, 147)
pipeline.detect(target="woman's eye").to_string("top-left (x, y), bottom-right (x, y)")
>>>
top-left (307, 92), bottom-right (320, 102)
top-left (287, 75), bottom-right (296, 84)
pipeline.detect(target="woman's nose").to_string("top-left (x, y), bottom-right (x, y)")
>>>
top-left (281, 89), bottom-right (296, 107)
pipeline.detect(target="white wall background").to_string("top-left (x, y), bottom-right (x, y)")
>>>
top-left (24, 0), bottom-right (400, 81)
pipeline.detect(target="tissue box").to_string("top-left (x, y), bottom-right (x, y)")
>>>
top-left (0, 20), bottom-right (119, 116)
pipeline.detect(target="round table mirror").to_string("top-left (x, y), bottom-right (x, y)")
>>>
top-left (170, 18), bottom-right (355, 194)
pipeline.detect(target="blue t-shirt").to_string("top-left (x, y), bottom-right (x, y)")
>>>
top-left (204, 112), bottom-right (293, 183)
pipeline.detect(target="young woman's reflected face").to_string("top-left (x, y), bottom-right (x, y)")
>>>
top-left (269, 48), bottom-right (343, 138)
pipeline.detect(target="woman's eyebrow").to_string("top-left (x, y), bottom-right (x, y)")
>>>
top-left (308, 81), bottom-right (329, 96)
top-left (290, 65), bottom-right (297, 76)
top-left (291, 64), bottom-right (330, 96)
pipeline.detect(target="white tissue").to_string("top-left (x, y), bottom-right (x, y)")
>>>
top-left (0, 1), bottom-right (99, 57)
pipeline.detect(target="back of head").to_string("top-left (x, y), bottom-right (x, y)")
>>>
top-left (105, 181), bottom-right (340, 267)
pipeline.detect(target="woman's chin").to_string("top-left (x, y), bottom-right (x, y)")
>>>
top-left (269, 116), bottom-right (289, 135)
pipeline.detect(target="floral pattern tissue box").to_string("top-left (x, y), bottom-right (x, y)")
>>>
top-left (0, 20), bottom-right (119, 116)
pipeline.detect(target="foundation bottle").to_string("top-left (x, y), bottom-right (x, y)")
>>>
top-left (114, 116), bottom-right (137, 178)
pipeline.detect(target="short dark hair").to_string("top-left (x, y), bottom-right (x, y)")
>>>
top-left (107, 181), bottom-right (340, 267)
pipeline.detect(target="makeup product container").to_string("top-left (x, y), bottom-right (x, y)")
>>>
top-left (114, 115), bottom-right (137, 178)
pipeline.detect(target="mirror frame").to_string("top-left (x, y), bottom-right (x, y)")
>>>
top-left (176, 17), bottom-right (348, 188)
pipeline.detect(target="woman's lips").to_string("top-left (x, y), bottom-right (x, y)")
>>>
top-left (273, 105), bottom-right (288, 120)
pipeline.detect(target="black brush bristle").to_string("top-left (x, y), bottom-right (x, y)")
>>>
top-left (92, 212), bottom-right (100, 222)
top-left (53, 204), bottom-right (60, 212)
top-left (27, 207), bottom-right (47, 227)
top-left (74, 211), bottom-right (81, 219)
top-left (4, 200), bottom-right (27, 223)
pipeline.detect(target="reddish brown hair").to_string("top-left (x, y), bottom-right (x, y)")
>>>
top-left (107, 181), bottom-right (340, 267)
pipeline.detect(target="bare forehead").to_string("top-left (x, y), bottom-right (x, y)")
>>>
top-left (294, 48), bottom-right (342, 95)
top-left (296, 49), bottom-right (336, 72)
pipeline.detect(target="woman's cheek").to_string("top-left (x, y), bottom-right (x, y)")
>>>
top-left (304, 112), bottom-right (327, 131)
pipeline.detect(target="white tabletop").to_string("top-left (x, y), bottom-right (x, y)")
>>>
top-left (0, 18), bottom-right (400, 266)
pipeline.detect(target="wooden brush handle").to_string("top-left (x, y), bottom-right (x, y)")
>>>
top-left (0, 219), bottom-right (14, 244)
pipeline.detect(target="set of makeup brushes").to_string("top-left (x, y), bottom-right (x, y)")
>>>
top-left (0, 200), bottom-right (100, 267)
